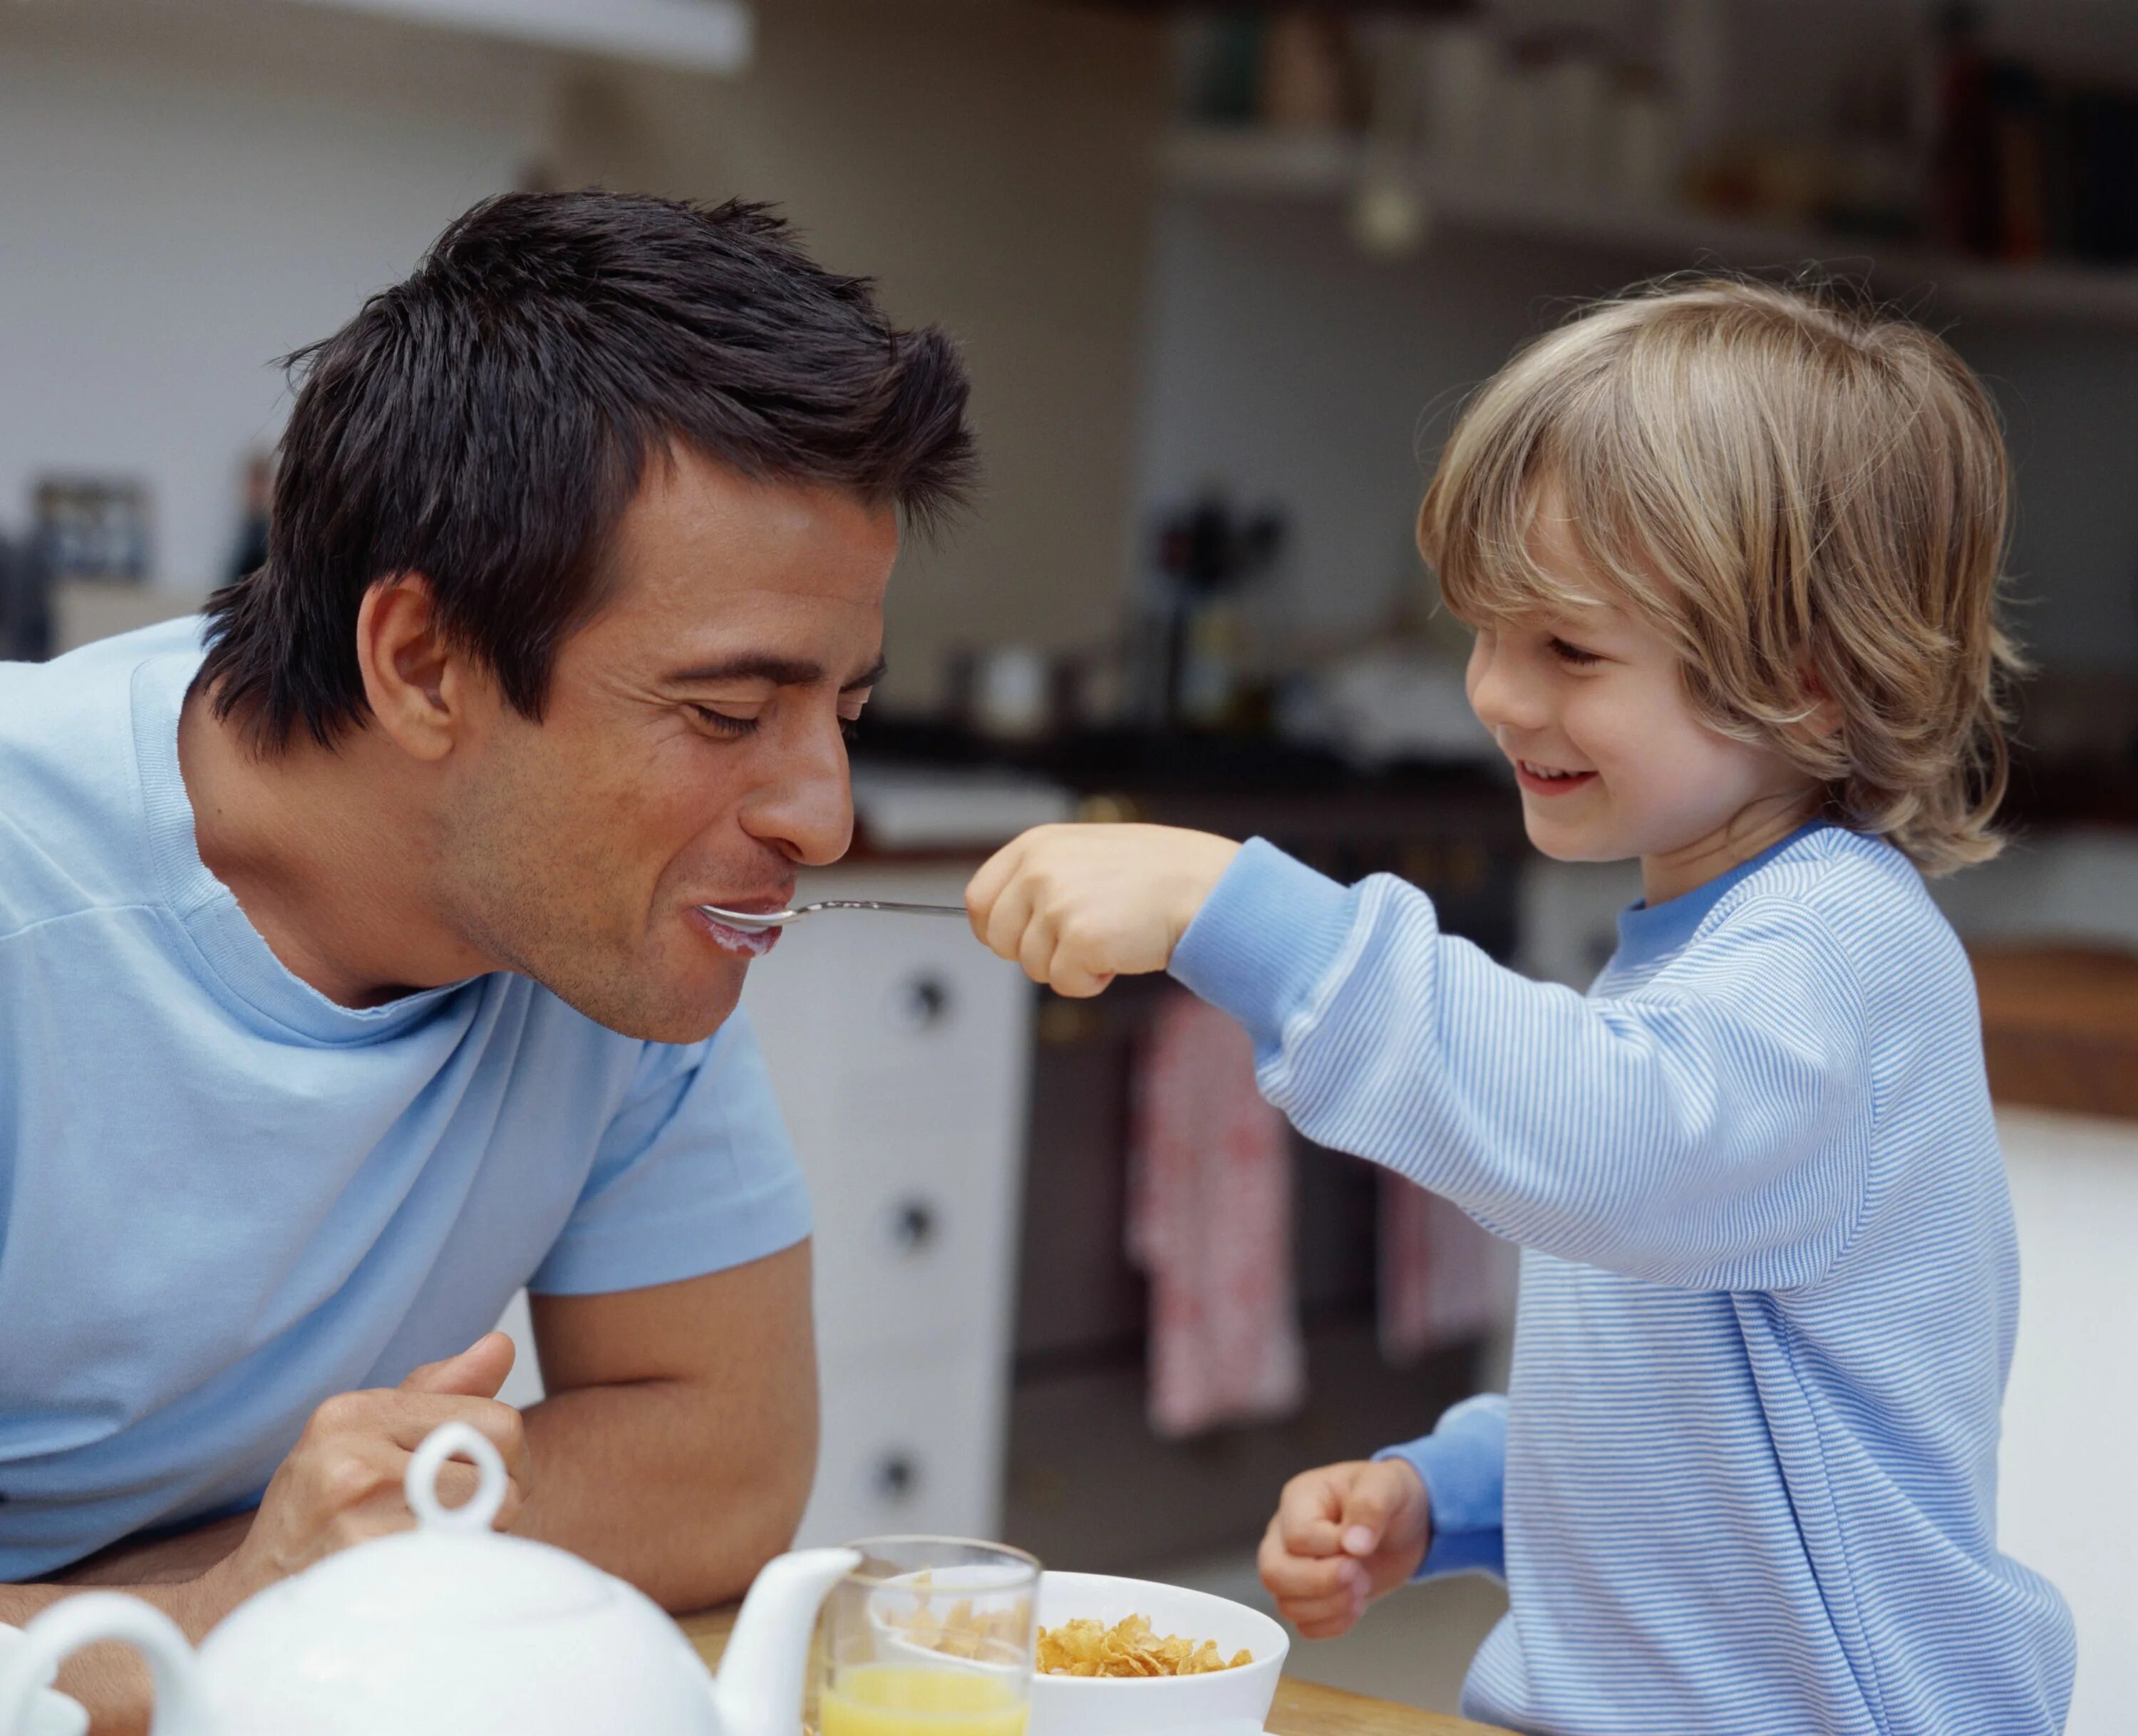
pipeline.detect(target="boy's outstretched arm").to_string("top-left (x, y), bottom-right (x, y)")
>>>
top-left (969, 825), bottom-right (1875, 1293)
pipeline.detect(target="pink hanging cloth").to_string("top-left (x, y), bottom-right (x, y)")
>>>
top-left (1378, 1172), bottom-right (1519, 1365)
top-left (1125, 989), bottom-right (1307, 1440)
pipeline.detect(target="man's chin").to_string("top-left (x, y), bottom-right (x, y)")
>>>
top-left (544, 959), bottom-right (750, 1045)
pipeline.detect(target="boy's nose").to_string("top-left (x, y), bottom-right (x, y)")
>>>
top-left (1466, 639), bottom-right (1551, 735)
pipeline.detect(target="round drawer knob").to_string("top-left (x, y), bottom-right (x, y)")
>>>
top-left (872, 1452), bottom-right (921, 1502)
top-left (898, 973), bottom-right (953, 1030)
top-left (887, 1196), bottom-right (941, 1255)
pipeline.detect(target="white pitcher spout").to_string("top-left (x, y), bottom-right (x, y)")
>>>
top-left (711, 1547), bottom-right (862, 1736)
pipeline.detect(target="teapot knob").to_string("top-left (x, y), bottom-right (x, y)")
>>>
top-left (406, 1421), bottom-right (510, 1534)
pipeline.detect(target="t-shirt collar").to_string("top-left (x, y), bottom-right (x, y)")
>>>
top-left (132, 639), bottom-right (471, 1044)
top-left (1611, 822), bottom-right (1830, 974)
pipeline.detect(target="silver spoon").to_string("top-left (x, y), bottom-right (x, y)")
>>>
top-left (698, 899), bottom-right (968, 934)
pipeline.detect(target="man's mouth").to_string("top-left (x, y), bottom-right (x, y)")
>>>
top-left (691, 898), bottom-right (790, 959)
top-left (1513, 758), bottom-right (1599, 797)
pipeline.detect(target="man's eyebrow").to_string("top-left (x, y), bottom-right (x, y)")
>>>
top-left (660, 654), bottom-right (826, 688)
top-left (657, 653), bottom-right (889, 692)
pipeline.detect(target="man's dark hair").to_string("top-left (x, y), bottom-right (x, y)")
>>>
top-left (200, 190), bottom-right (975, 748)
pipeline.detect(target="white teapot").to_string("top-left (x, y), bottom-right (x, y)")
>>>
top-left (0, 1422), bottom-right (859, 1736)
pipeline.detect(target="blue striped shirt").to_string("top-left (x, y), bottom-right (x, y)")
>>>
top-left (1171, 826), bottom-right (2075, 1735)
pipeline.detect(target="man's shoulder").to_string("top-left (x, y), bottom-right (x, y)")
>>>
top-left (0, 617), bottom-right (203, 936)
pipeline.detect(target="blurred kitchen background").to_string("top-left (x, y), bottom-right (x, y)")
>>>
top-left (8, 0), bottom-right (2138, 1727)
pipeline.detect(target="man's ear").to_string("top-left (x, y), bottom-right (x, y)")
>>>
top-left (355, 575), bottom-right (470, 763)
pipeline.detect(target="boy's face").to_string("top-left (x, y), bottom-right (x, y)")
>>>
top-left (1462, 492), bottom-right (1817, 902)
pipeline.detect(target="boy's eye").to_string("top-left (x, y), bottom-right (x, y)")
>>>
top-left (691, 706), bottom-right (759, 738)
top-left (1547, 636), bottom-right (1602, 667)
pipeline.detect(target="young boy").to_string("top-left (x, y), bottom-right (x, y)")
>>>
top-left (967, 281), bottom-right (2075, 1735)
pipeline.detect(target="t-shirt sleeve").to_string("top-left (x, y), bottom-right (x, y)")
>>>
top-left (528, 1009), bottom-right (812, 1296)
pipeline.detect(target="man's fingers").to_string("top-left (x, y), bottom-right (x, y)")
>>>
top-left (399, 1332), bottom-right (515, 1400)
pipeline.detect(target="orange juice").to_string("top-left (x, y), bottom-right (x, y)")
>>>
top-left (819, 1665), bottom-right (1028, 1736)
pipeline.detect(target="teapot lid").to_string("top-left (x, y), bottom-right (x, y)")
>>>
top-left (252, 1423), bottom-right (619, 1628)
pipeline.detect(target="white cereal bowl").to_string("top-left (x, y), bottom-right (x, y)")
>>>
top-left (1028, 1572), bottom-right (1288, 1736)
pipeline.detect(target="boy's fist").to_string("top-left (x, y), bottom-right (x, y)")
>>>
top-left (1258, 1459), bottom-right (1430, 1639)
top-left (964, 825), bottom-right (1240, 998)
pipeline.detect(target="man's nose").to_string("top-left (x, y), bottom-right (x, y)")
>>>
top-left (738, 722), bottom-right (854, 867)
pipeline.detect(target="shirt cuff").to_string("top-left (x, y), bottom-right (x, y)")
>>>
top-left (1168, 839), bottom-right (1359, 1063)
top-left (1376, 1393), bottom-right (1507, 1581)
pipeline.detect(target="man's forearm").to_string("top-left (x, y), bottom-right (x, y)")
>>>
top-left (515, 1374), bottom-right (815, 1612)
top-left (1, 1569), bottom-right (239, 1736)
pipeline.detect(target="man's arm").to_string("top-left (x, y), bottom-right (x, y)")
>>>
top-left (520, 1239), bottom-right (817, 1611)
top-left (4, 1338), bottom-right (530, 1736)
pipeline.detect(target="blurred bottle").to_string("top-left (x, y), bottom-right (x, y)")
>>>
top-left (228, 450), bottom-right (274, 583)
top-left (1183, 9), bottom-right (1265, 127)
top-left (1417, 14), bottom-right (1499, 171)
top-left (0, 533), bottom-right (52, 663)
top-left (1261, 9), bottom-right (1354, 134)
top-left (1603, 64), bottom-right (1681, 206)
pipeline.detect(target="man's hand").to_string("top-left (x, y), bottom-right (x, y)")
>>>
top-left (965, 825), bottom-right (1241, 998)
top-left (1258, 1459), bottom-right (1430, 1640)
top-left (206, 1332), bottom-right (530, 1605)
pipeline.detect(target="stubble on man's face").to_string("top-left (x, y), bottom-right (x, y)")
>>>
top-left (437, 452), bottom-right (899, 1044)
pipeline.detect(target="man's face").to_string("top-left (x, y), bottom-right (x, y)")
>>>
top-left (442, 450), bottom-right (897, 1043)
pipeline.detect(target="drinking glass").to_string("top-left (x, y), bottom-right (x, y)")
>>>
top-left (815, 1537), bottom-right (1039, 1736)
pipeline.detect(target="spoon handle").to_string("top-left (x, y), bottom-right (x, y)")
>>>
top-left (812, 901), bottom-right (969, 917)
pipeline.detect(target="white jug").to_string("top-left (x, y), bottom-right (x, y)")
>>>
top-left (0, 1422), bottom-right (859, 1736)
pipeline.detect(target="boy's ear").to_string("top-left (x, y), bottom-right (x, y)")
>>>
top-left (355, 574), bottom-right (478, 763)
top-left (1796, 658), bottom-right (1845, 743)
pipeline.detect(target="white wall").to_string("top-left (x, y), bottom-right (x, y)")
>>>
top-left (1998, 1107), bottom-right (2138, 1736)
top-left (0, 0), bottom-right (557, 590)
top-left (1132, 186), bottom-right (2138, 674)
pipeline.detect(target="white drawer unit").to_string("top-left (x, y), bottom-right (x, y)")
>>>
top-left (797, 1344), bottom-right (1007, 1546)
top-left (740, 863), bottom-right (1035, 1546)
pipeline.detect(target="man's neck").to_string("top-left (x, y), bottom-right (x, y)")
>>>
top-left (176, 685), bottom-right (495, 1008)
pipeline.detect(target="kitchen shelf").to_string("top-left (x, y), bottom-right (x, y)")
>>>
top-left (1162, 126), bottom-right (2138, 329)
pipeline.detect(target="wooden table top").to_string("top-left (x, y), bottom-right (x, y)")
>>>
top-left (678, 1608), bottom-right (1506, 1736)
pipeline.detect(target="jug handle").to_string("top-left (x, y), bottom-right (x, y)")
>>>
top-left (406, 1420), bottom-right (509, 1534)
top-left (0, 1594), bottom-right (210, 1736)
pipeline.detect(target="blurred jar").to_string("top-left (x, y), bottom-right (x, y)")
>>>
top-left (1417, 17), bottom-right (1499, 170)
top-left (973, 645), bottom-right (1052, 741)
top-left (1604, 66), bottom-right (1680, 205)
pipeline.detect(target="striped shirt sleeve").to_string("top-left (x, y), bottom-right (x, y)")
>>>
top-left (1377, 1393), bottom-right (1508, 1581)
top-left (1170, 839), bottom-right (1874, 1293)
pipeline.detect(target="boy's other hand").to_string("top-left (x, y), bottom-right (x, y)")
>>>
top-left (1258, 1459), bottom-right (1430, 1639)
top-left (964, 824), bottom-right (1240, 998)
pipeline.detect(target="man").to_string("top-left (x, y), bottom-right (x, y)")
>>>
top-left (0, 190), bottom-right (973, 1730)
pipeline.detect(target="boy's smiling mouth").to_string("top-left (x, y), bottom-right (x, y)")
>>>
top-left (1514, 758), bottom-right (1599, 797)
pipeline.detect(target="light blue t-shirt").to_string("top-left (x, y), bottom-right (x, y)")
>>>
top-left (0, 619), bottom-right (813, 1581)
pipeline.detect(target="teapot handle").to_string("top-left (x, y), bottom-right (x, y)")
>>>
top-left (0, 1594), bottom-right (209, 1736)
top-left (406, 1420), bottom-right (510, 1534)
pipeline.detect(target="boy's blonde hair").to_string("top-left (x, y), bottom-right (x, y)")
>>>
top-left (1420, 277), bottom-right (2020, 875)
